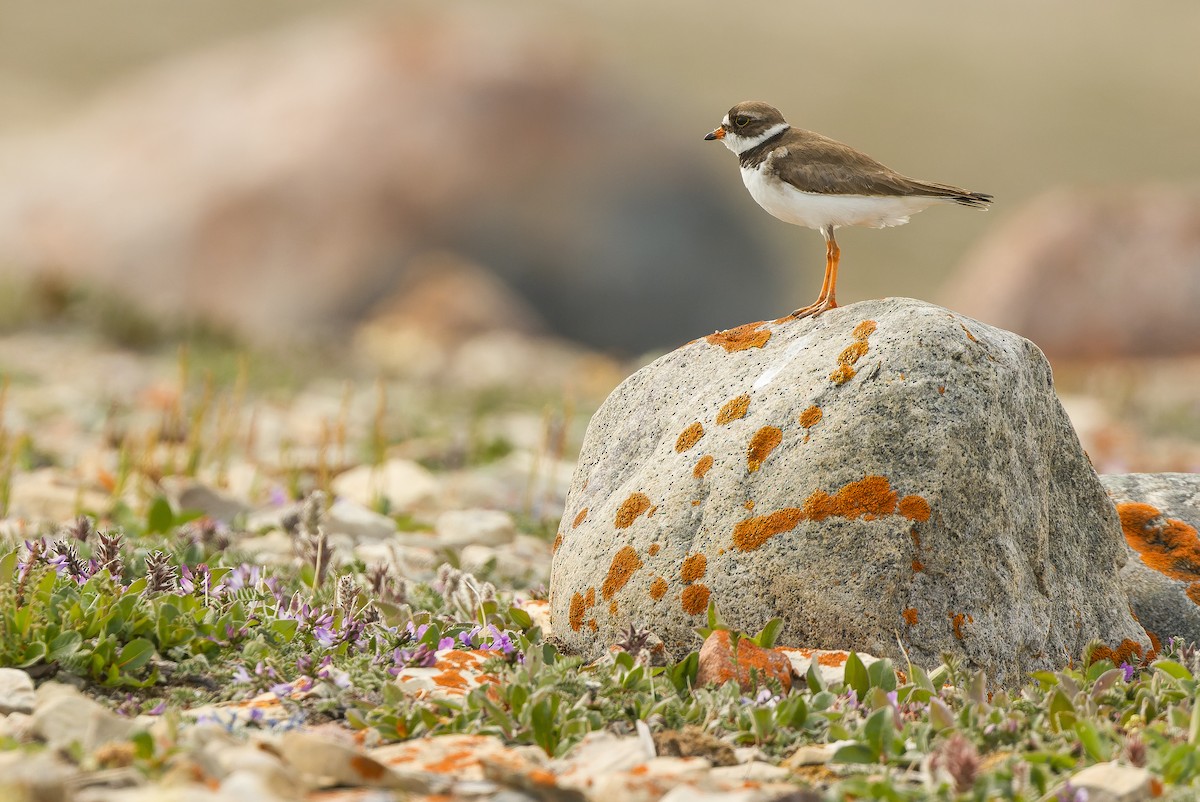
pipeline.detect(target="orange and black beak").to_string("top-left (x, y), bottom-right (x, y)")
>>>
top-left (704, 125), bottom-right (726, 141)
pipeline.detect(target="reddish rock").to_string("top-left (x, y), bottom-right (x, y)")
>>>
top-left (943, 186), bottom-right (1200, 359)
top-left (695, 630), bottom-right (792, 693)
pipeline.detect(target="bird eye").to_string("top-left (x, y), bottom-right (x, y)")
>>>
top-left (734, 115), bottom-right (750, 127)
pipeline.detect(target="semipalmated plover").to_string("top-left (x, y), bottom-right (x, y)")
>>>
top-left (705, 101), bottom-right (992, 318)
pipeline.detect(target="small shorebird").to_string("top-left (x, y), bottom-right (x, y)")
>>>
top-left (705, 101), bottom-right (992, 318)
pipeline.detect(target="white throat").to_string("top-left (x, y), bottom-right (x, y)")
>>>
top-left (721, 121), bottom-right (790, 156)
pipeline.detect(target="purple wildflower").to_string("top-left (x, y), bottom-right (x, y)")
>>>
top-left (232, 665), bottom-right (252, 684)
top-left (1120, 662), bottom-right (1136, 682)
top-left (438, 637), bottom-right (455, 651)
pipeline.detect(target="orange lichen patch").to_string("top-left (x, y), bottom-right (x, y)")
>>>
top-left (569, 587), bottom-right (597, 632)
top-left (732, 475), bottom-right (904, 551)
top-left (716, 394), bottom-right (752, 425)
top-left (692, 500), bottom-right (702, 506)
top-left (697, 630), bottom-right (792, 692)
top-left (911, 559), bottom-right (925, 572)
top-left (572, 508), bottom-right (588, 528)
top-left (680, 553), bottom-right (708, 583)
top-left (1146, 630), bottom-right (1163, 662)
top-left (838, 340), bottom-right (869, 366)
top-left (649, 577), bottom-right (668, 600)
top-left (705, 321), bottom-right (771, 352)
top-left (798, 405), bottom-right (823, 428)
top-left (747, 426), bottom-right (782, 473)
top-left (601, 546), bottom-right (643, 600)
top-left (587, 619), bottom-right (598, 632)
top-left (422, 750), bottom-right (477, 774)
top-left (899, 495), bottom-right (932, 522)
top-left (693, 454), bottom-right (714, 478)
top-left (829, 364), bottom-right (856, 385)
top-left (608, 600), bottom-right (618, 616)
top-left (1090, 639), bottom-right (1146, 666)
top-left (1117, 502), bottom-right (1200, 583)
top-left (910, 529), bottom-right (922, 549)
top-left (951, 613), bottom-right (967, 640)
top-left (349, 755), bottom-right (388, 781)
top-left (432, 669), bottom-right (470, 690)
top-left (938, 386), bottom-right (946, 395)
top-left (959, 322), bottom-right (978, 343)
top-left (675, 421), bottom-right (705, 452)
top-left (647, 505), bottom-right (658, 517)
top-left (852, 320), bottom-right (877, 340)
top-left (615, 492), bottom-right (653, 529)
top-left (1188, 583), bottom-right (1200, 606)
top-left (552, 532), bottom-right (563, 553)
top-left (648, 543), bottom-right (661, 556)
top-left (902, 608), bottom-right (919, 626)
top-left (681, 583), bottom-right (711, 615)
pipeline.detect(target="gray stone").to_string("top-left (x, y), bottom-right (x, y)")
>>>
top-left (325, 497), bottom-right (398, 542)
top-left (549, 298), bottom-right (1147, 686)
top-left (435, 509), bottom-right (517, 548)
top-left (160, 477), bottom-right (252, 524)
top-left (0, 668), bottom-right (35, 714)
top-left (332, 459), bottom-right (439, 513)
top-left (1102, 473), bottom-right (1200, 646)
top-left (1065, 760), bottom-right (1151, 802)
top-left (30, 682), bottom-right (136, 753)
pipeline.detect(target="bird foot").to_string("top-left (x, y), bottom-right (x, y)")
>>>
top-left (788, 298), bottom-right (838, 320)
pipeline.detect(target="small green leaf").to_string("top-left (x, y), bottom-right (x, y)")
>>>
top-left (1076, 720), bottom-right (1109, 761)
top-left (131, 730), bottom-right (155, 760)
top-left (1155, 660), bottom-right (1195, 682)
top-left (1190, 693), bottom-right (1200, 745)
top-left (806, 660), bottom-right (826, 693)
top-left (0, 549), bottom-right (18, 584)
top-left (117, 638), bottom-right (156, 673)
top-left (507, 606), bottom-right (533, 630)
top-left (146, 496), bottom-right (175, 534)
top-left (17, 640), bottom-right (48, 668)
top-left (929, 697), bottom-right (955, 731)
top-left (867, 658), bottom-right (897, 692)
top-left (47, 630), bottom-right (82, 662)
top-left (844, 652), bottom-right (869, 698)
top-left (831, 742), bottom-right (879, 764)
top-left (863, 706), bottom-right (893, 758)
top-left (753, 617), bottom-right (783, 649)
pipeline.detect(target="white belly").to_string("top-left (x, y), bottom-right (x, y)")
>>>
top-left (740, 165), bottom-right (943, 231)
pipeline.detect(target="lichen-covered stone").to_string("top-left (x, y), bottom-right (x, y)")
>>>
top-left (549, 297), bottom-right (1147, 685)
top-left (1102, 473), bottom-right (1200, 646)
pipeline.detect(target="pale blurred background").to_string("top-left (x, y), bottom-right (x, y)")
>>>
top-left (0, 0), bottom-right (1198, 473)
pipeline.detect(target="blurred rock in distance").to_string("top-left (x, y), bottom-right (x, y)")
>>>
top-left (942, 186), bottom-right (1200, 359)
top-left (0, 9), bottom-right (778, 354)
top-left (354, 250), bottom-right (625, 393)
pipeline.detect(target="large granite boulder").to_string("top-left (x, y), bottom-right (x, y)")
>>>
top-left (1102, 473), bottom-right (1200, 647)
top-left (549, 298), bottom-right (1149, 685)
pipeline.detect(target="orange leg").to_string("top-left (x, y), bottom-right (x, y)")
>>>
top-left (790, 228), bottom-right (840, 319)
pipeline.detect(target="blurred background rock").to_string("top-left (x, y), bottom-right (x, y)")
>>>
top-left (0, 0), bottom-right (1196, 472)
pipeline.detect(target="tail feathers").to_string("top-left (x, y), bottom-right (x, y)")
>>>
top-left (913, 180), bottom-right (993, 209)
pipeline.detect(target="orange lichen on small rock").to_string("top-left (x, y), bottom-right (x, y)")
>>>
top-left (587, 619), bottom-right (598, 632)
top-left (959, 322), bottom-right (978, 342)
top-left (899, 495), bottom-right (932, 522)
top-left (647, 505), bottom-right (658, 517)
top-left (681, 583), bottom-right (711, 615)
top-left (798, 406), bottom-right (822, 428)
top-left (838, 340), bottom-right (869, 366)
top-left (705, 322), bottom-right (771, 352)
top-left (1090, 638), bottom-right (1146, 666)
top-left (608, 600), bottom-right (618, 616)
top-left (615, 492), bottom-right (653, 529)
top-left (680, 553), bottom-right (707, 583)
top-left (951, 612), bottom-right (967, 640)
top-left (676, 422), bottom-right (705, 452)
top-left (648, 543), bottom-right (661, 556)
top-left (902, 608), bottom-right (919, 625)
top-left (852, 320), bottom-right (877, 340)
top-left (717, 394), bottom-right (752, 425)
top-left (911, 559), bottom-right (925, 572)
top-left (572, 508), bottom-right (588, 528)
top-left (747, 426), bottom-right (782, 473)
top-left (696, 629), bottom-right (792, 692)
top-left (649, 577), bottom-right (668, 600)
top-left (1117, 502), bottom-right (1200, 584)
top-left (693, 454), bottom-right (714, 478)
top-left (601, 546), bottom-right (643, 600)
top-left (568, 587), bottom-right (597, 632)
top-left (552, 532), bottom-right (563, 553)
